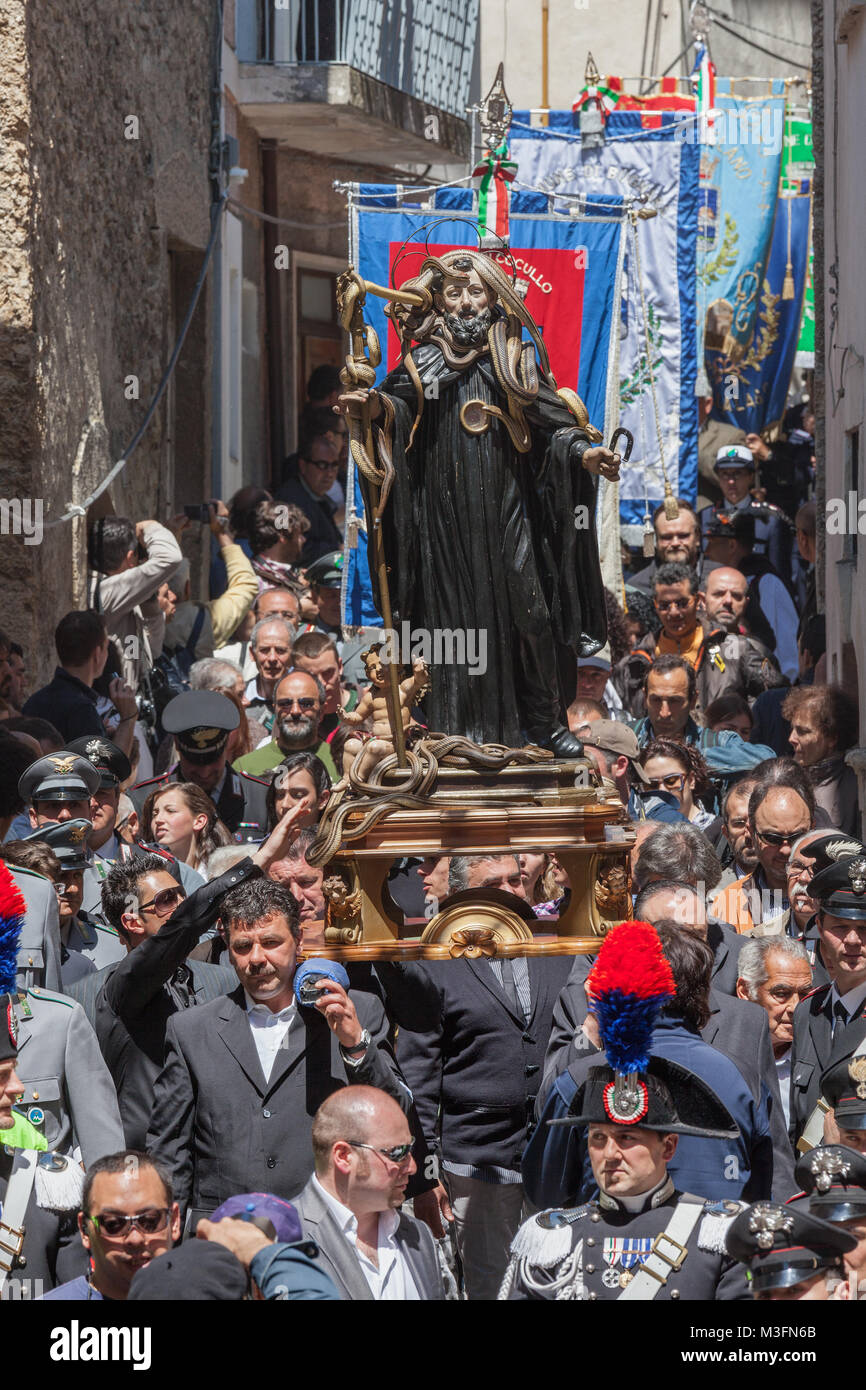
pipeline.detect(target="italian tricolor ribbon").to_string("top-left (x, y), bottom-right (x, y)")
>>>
top-left (691, 43), bottom-right (716, 144)
top-left (474, 140), bottom-right (517, 242)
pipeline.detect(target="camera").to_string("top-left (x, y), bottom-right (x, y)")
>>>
top-left (184, 502), bottom-right (229, 529)
top-left (297, 971), bottom-right (331, 1006)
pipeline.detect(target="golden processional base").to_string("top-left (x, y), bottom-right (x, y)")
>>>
top-left (304, 736), bottom-right (634, 962)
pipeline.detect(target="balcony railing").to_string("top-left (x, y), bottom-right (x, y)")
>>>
top-left (235, 0), bottom-right (478, 118)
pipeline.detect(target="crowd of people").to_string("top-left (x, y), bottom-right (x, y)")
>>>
top-left (0, 385), bottom-right (864, 1304)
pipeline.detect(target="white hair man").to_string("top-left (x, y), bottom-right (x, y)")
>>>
top-left (736, 935), bottom-right (813, 1130)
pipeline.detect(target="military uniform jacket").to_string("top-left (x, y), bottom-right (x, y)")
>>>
top-left (63, 912), bottom-right (125, 971)
top-left (12, 989), bottom-right (124, 1167)
top-left (789, 983), bottom-right (866, 1145)
top-left (11, 865), bottom-right (62, 994)
top-left (0, 1150), bottom-right (88, 1300)
top-left (503, 1182), bottom-right (749, 1301)
top-left (128, 762), bottom-right (269, 838)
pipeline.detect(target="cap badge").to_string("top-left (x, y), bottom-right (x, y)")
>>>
top-left (824, 838), bottom-right (863, 862)
top-left (847, 857), bottom-right (866, 894)
top-left (848, 1056), bottom-right (866, 1101)
top-left (748, 1203), bottom-right (792, 1250)
top-left (69, 824), bottom-right (87, 843)
top-left (6, 999), bottom-right (18, 1052)
top-left (85, 739), bottom-right (106, 760)
top-left (48, 755), bottom-right (77, 775)
top-left (811, 1148), bottom-right (851, 1193)
top-left (602, 1076), bottom-right (649, 1126)
top-left (189, 727), bottom-right (221, 748)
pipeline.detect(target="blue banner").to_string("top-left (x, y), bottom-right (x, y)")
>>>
top-left (698, 82), bottom-right (787, 372)
top-left (511, 110), bottom-right (699, 539)
top-left (706, 189), bottom-right (811, 432)
top-left (342, 184), bottom-right (625, 626)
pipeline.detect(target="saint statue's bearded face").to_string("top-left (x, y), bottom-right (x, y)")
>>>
top-left (436, 268), bottom-right (492, 347)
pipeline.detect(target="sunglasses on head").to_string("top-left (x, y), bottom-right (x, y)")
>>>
top-left (90, 1208), bottom-right (170, 1237)
top-left (137, 886), bottom-right (187, 916)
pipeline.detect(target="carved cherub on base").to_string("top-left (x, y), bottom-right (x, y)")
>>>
top-left (338, 644), bottom-right (430, 781)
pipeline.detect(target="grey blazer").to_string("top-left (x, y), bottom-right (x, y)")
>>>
top-left (292, 1176), bottom-right (445, 1301)
top-left (147, 984), bottom-right (412, 1221)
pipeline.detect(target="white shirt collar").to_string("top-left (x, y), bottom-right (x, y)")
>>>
top-left (244, 992), bottom-right (296, 1021)
top-left (312, 1175), bottom-right (400, 1241)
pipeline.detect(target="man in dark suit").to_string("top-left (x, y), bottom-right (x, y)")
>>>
top-left (789, 854), bottom-right (866, 1149)
top-left (146, 879), bottom-right (412, 1227)
top-left (67, 803), bottom-right (309, 1146)
top-left (292, 1086), bottom-right (447, 1300)
top-left (275, 416), bottom-right (343, 566)
top-left (396, 858), bottom-right (573, 1300)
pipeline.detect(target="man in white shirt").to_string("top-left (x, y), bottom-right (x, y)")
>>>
top-left (292, 1087), bottom-right (446, 1301)
top-left (736, 936), bottom-right (813, 1130)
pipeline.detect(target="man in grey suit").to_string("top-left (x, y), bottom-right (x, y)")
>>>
top-left (147, 879), bottom-right (413, 1227)
top-left (292, 1087), bottom-right (446, 1300)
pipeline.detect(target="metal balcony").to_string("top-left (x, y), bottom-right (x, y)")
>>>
top-left (233, 0), bottom-right (476, 163)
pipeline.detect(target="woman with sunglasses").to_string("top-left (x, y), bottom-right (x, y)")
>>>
top-left (142, 783), bottom-right (233, 876)
top-left (639, 739), bottom-right (720, 837)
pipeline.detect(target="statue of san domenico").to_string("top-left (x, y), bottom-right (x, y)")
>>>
top-left (340, 250), bottom-right (622, 758)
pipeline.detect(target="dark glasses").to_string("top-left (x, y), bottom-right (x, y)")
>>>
top-left (137, 886), bottom-right (187, 916)
top-left (90, 1208), bottom-right (170, 1237)
top-left (755, 828), bottom-right (809, 848)
top-left (276, 697), bottom-right (318, 712)
top-left (347, 1140), bottom-right (414, 1165)
top-left (645, 773), bottom-right (686, 792)
top-left (306, 458), bottom-right (339, 471)
top-left (655, 598), bottom-right (694, 613)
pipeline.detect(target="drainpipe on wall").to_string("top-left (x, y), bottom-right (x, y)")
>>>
top-left (262, 138), bottom-right (287, 490)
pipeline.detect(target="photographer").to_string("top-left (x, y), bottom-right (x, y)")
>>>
top-left (163, 500), bottom-right (258, 661)
top-left (87, 515), bottom-right (182, 689)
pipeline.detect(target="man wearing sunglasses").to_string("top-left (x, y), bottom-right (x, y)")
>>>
top-left (44, 1150), bottom-right (181, 1301)
top-left (276, 417), bottom-right (343, 566)
top-left (713, 769), bottom-right (816, 935)
top-left (292, 1086), bottom-right (447, 1300)
top-left (67, 800), bottom-right (311, 1148)
top-left (234, 669), bottom-right (338, 782)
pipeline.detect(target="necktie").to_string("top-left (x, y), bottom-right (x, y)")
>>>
top-left (497, 957), bottom-right (522, 1017)
top-left (833, 999), bottom-right (848, 1038)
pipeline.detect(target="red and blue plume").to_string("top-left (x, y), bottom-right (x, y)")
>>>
top-left (0, 859), bottom-right (26, 994)
top-left (587, 921), bottom-right (675, 1075)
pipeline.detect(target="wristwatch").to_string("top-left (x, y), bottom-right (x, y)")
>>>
top-left (340, 1029), bottom-right (371, 1066)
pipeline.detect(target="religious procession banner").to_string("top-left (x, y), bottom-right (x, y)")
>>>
top-left (706, 189), bottom-right (811, 433)
top-left (697, 79), bottom-right (787, 417)
top-left (341, 183), bottom-right (627, 625)
top-left (510, 110), bottom-right (699, 541)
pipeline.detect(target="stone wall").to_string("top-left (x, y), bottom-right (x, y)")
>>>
top-left (0, 0), bottom-right (215, 684)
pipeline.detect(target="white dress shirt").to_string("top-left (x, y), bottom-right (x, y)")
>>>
top-left (244, 994), bottom-right (297, 1081)
top-left (313, 1176), bottom-right (420, 1300)
top-left (774, 1049), bottom-right (792, 1130)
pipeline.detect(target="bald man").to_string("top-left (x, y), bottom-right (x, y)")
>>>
top-left (292, 1087), bottom-right (447, 1301)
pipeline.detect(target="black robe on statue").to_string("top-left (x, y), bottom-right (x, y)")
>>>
top-left (364, 343), bottom-right (608, 747)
